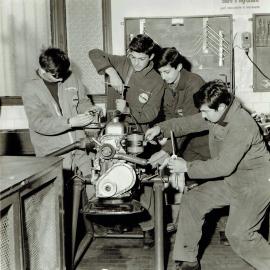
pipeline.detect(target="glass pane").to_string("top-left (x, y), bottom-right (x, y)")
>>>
top-left (0, 0), bottom-right (51, 96)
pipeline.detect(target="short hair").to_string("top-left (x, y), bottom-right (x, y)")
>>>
top-left (155, 47), bottom-right (192, 71)
top-left (193, 80), bottom-right (232, 110)
top-left (128, 34), bottom-right (160, 56)
top-left (39, 47), bottom-right (70, 80)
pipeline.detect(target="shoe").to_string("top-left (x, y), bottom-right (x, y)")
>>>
top-left (143, 229), bottom-right (154, 249)
top-left (175, 261), bottom-right (201, 270)
top-left (219, 231), bottom-right (230, 246)
top-left (112, 224), bottom-right (132, 233)
top-left (166, 222), bottom-right (177, 233)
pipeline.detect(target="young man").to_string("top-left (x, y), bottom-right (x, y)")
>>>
top-left (145, 80), bottom-right (270, 270)
top-left (89, 34), bottom-right (165, 248)
top-left (149, 47), bottom-right (210, 173)
top-left (89, 34), bottom-right (165, 131)
top-left (22, 47), bottom-right (102, 266)
top-left (22, 47), bottom-right (97, 178)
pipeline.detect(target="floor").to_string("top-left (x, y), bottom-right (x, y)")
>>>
top-left (76, 233), bottom-right (254, 270)
top-left (75, 214), bottom-right (264, 270)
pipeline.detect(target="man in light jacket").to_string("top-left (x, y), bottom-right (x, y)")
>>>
top-left (22, 47), bottom-right (98, 179)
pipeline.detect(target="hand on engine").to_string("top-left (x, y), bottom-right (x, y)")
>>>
top-left (148, 150), bottom-right (170, 168)
top-left (158, 137), bottom-right (168, 146)
top-left (159, 156), bottom-right (187, 173)
top-left (115, 99), bottom-right (129, 114)
top-left (106, 67), bottom-right (124, 94)
top-left (87, 105), bottom-right (103, 117)
top-left (69, 113), bottom-right (94, 128)
top-left (159, 156), bottom-right (170, 170)
top-left (145, 126), bottom-right (161, 143)
top-left (169, 173), bottom-right (185, 192)
top-left (158, 155), bottom-right (187, 192)
top-left (167, 157), bottom-right (188, 174)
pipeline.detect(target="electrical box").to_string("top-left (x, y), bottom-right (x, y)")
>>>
top-left (241, 32), bottom-right (252, 51)
top-left (125, 15), bottom-right (233, 89)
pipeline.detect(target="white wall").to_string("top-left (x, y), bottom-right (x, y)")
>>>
top-left (66, 0), bottom-right (104, 95)
top-left (1, 0), bottom-right (270, 131)
top-left (111, 0), bottom-right (270, 113)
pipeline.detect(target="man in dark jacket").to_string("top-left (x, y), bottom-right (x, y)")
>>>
top-left (89, 34), bottom-right (165, 132)
top-left (149, 47), bottom-right (210, 188)
top-left (145, 80), bottom-right (270, 270)
top-left (89, 34), bottom-right (166, 248)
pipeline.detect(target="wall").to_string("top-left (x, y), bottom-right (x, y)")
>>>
top-left (1, 0), bottom-right (269, 132)
top-left (110, 0), bottom-right (270, 113)
top-left (66, 0), bottom-right (104, 95)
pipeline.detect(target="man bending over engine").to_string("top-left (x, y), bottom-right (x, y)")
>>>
top-left (89, 34), bottom-right (165, 132)
top-left (89, 34), bottom-right (166, 248)
top-left (145, 80), bottom-right (270, 270)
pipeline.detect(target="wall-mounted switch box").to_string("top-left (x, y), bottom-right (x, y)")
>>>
top-left (241, 32), bottom-right (252, 51)
top-left (171, 17), bottom-right (184, 26)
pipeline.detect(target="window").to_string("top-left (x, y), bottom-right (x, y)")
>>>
top-left (0, 0), bottom-right (51, 96)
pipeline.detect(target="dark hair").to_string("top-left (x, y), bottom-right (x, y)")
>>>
top-left (193, 80), bottom-right (232, 110)
top-left (128, 34), bottom-right (160, 56)
top-left (39, 47), bottom-right (71, 80)
top-left (155, 47), bottom-right (192, 71)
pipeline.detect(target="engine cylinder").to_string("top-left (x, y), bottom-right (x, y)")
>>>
top-left (105, 117), bottom-right (125, 135)
top-left (126, 133), bottom-right (144, 155)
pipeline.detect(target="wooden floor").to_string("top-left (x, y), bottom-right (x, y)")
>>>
top-left (76, 226), bottom-right (257, 270)
top-left (73, 204), bottom-right (269, 270)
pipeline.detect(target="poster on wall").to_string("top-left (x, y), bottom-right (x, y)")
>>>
top-left (220, 0), bottom-right (261, 12)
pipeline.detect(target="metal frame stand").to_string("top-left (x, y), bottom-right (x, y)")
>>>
top-left (71, 176), bottom-right (94, 269)
top-left (153, 179), bottom-right (165, 270)
top-left (71, 176), bottom-right (166, 270)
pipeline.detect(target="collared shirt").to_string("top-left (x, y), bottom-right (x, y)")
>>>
top-left (168, 73), bottom-right (181, 92)
top-left (163, 68), bottom-right (205, 120)
top-left (216, 95), bottom-right (234, 127)
top-left (162, 68), bottom-right (210, 160)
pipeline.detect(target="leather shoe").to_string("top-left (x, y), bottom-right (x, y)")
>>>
top-left (166, 222), bottom-right (177, 233)
top-left (219, 231), bottom-right (230, 246)
top-left (143, 229), bottom-right (154, 249)
top-left (175, 261), bottom-right (201, 270)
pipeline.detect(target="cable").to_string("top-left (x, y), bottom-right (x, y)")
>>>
top-left (233, 34), bottom-right (269, 80)
top-left (233, 44), bottom-right (270, 81)
top-left (245, 51), bottom-right (270, 81)
top-left (231, 46), bottom-right (235, 94)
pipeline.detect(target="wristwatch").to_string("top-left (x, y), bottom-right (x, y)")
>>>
top-left (67, 118), bottom-right (72, 128)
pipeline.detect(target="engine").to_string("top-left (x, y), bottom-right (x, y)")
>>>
top-left (89, 116), bottom-right (147, 199)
